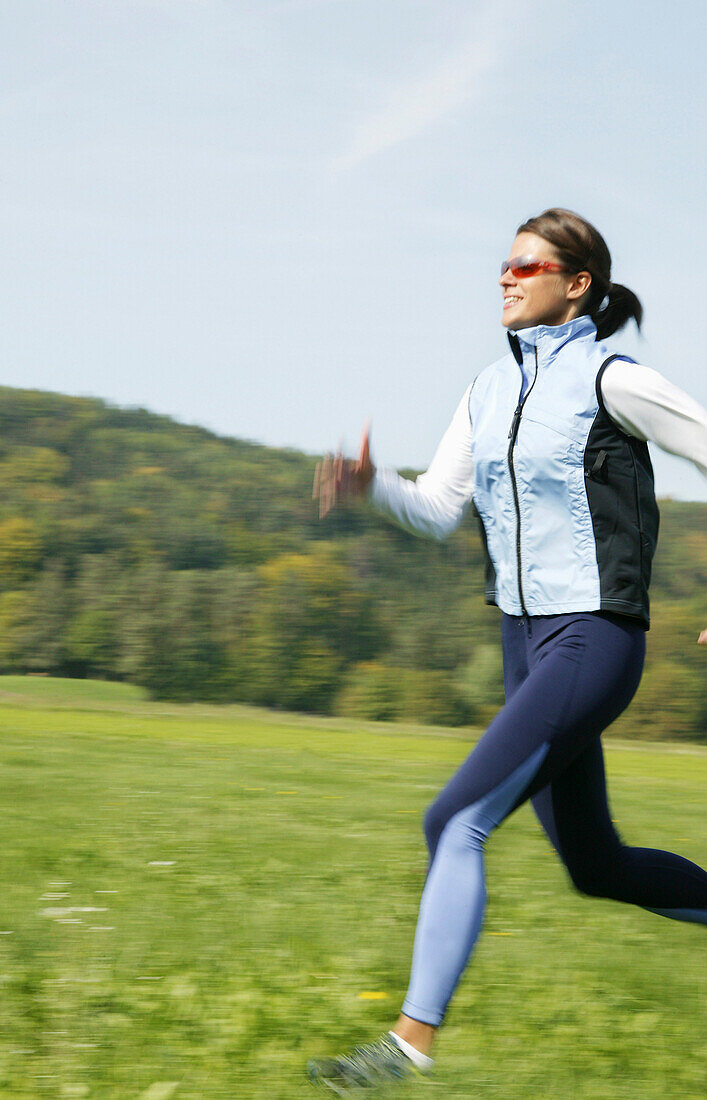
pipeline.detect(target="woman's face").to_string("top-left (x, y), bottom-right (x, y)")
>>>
top-left (500, 231), bottom-right (589, 331)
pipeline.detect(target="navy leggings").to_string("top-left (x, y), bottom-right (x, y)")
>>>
top-left (402, 612), bottom-right (707, 1027)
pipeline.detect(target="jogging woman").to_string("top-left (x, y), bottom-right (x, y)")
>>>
top-left (308, 208), bottom-right (707, 1092)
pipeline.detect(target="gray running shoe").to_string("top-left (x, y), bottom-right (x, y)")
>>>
top-left (307, 1033), bottom-right (427, 1093)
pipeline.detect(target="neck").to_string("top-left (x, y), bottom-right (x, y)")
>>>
top-left (513, 306), bottom-right (583, 331)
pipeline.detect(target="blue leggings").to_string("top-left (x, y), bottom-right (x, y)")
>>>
top-left (402, 612), bottom-right (707, 1027)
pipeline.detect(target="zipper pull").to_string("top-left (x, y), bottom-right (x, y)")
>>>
top-left (508, 406), bottom-right (521, 440)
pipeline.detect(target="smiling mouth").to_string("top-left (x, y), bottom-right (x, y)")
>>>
top-left (503, 296), bottom-right (522, 308)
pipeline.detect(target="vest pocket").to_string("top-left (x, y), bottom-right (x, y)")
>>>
top-left (521, 409), bottom-right (587, 445)
top-left (584, 449), bottom-right (609, 484)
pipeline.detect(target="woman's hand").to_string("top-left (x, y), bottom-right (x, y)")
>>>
top-left (699, 629), bottom-right (707, 645)
top-left (313, 424), bottom-right (375, 519)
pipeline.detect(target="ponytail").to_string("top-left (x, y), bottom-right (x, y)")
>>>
top-left (592, 281), bottom-right (643, 340)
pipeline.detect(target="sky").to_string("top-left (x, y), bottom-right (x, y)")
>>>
top-left (0, 0), bottom-right (705, 500)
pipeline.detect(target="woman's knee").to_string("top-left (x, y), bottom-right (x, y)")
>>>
top-left (423, 796), bottom-right (451, 855)
top-left (424, 797), bottom-right (493, 862)
top-left (566, 853), bottom-right (625, 900)
top-left (568, 866), bottom-right (609, 898)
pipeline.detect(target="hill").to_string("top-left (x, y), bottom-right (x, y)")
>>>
top-left (0, 385), bottom-right (704, 740)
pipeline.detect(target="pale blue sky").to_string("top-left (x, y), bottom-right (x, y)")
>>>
top-left (1, 0), bottom-right (705, 499)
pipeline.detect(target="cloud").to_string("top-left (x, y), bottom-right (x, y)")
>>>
top-left (330, 28), bottom-right (498, 173)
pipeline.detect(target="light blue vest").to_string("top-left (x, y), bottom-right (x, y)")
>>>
top-left (469, 315), bottom-right (656, 620)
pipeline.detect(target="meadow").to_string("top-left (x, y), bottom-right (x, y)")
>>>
top-left (0, 676), bottom-right (704, 1099)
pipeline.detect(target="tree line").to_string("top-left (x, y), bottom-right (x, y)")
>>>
top-left (0, 386), bottom-right (704, 741)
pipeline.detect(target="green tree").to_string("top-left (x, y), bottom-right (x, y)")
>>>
top-left (334, 661), bottom-right (402, 721)
top-left (18, 563), bottom-right (71, 672)
top-left (0, 590), bottom-right (34, 668)
top-left (130, 568), bottom-right (231, 702)
top-left (336, 661), bottom-right (471, 726)
top-left (0, 517), bottom-right (43, 587)
top-left (65, 609), bottom-right (118, 678)
top-left (245, 546), bottom-right (383, 712)
top-left (454, 643), bottom-right (506, 724)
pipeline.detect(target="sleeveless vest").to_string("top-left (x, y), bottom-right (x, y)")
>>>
top-left (469, 315), bottom-right (659, 628)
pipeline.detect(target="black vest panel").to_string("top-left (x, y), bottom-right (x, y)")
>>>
top-left (584, 357), bottom-right (660, 628)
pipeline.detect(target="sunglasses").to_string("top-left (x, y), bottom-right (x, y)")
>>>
top-left (500, 255), bottom-right (570, 278)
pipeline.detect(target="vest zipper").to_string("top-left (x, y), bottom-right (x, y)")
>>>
top-left (507, 345), bottom-right (539, 621)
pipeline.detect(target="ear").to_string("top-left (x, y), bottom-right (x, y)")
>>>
top-left (567, 271), bottom-right (592, 301)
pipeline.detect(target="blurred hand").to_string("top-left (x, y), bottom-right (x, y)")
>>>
top-left (699, 629), bottom-right (707, 646)
top-left (313, 424), bottom-right (375, 519)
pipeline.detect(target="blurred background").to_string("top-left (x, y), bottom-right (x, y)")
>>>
top-left (0, 4), bottom-right (704, 1096)
top-left (0, 386), bottom-right (704, 740)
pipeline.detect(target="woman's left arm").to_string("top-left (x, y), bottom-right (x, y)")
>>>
top-left (600, 360), bottom-right (707, 645)
top-left (600, 360), bottom-right (707, 476)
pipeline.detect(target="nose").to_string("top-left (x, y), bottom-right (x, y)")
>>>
top-left (499, 268), bottom-right (516, 288)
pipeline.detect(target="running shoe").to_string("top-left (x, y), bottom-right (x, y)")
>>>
top-left (307, 1033), bottom-right (428, 1092)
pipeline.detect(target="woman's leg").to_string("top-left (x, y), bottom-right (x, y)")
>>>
top-left (531, 738), bottom-right (707, 922)
top-left (401, 612), bottom-right (646, 1030)
top-left (392, 617), bottom-right (535, 1053)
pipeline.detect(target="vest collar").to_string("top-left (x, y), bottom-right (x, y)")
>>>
top-left (507, 315), bottom-right (597, 365)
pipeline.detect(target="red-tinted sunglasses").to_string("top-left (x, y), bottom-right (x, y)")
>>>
top-left (500, 255), bottom-right (570, 278)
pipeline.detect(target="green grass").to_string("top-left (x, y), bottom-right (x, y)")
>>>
top-left (0, 677), bottom-right (704, 1099)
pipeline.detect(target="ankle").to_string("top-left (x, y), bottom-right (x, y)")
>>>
top-left (389, 1031), bottom-right (434, 1070)
top-left (391, 1014), bottom-right (436, 1057)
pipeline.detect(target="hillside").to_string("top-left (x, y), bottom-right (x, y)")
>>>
top-left (0, 385), bottom-right (704, 740)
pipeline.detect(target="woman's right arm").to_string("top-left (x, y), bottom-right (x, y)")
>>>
top-left (367, 383), bottom-right (475, 540)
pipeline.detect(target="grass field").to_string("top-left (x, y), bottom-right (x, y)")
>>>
top-left (0, 676), bottom-right (704, 1099)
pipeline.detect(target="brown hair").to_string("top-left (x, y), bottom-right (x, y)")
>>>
top-left (516, 207), bottom-right (642, 340)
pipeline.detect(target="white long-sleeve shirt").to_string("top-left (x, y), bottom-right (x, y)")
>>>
top-left (368, 361), bottom-right (707, 540)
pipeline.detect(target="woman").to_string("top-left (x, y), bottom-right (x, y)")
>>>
top-left (308, 208), bottom-right (707, 1093)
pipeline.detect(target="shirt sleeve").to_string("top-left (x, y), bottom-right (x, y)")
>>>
top-left (600, 360), bottom-right (707, 478)
top-left (367, 384), bottom-right (475, 540)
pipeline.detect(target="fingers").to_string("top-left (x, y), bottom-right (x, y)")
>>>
top-left (314, 452), bottom-right (333, 518)
top-left (313, 451), bottom-right (342, 519)
top-left (698, 628), bottom-right (707, 646)
top-left (314, 425), bottom-right (374, 519)
top-left (355, 419), bottom-right (374, 489)
top-left (359, 421), bottom-right (370, 467)
top-left (312, 460), bottom-right (322, 500)
top-left (314, 450), bottom-right (362, 518)
top-left (320, 453), bottom-right (337, 519)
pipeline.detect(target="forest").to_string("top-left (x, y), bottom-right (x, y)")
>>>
top-left (0, 385), bottom-right (704, 741)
